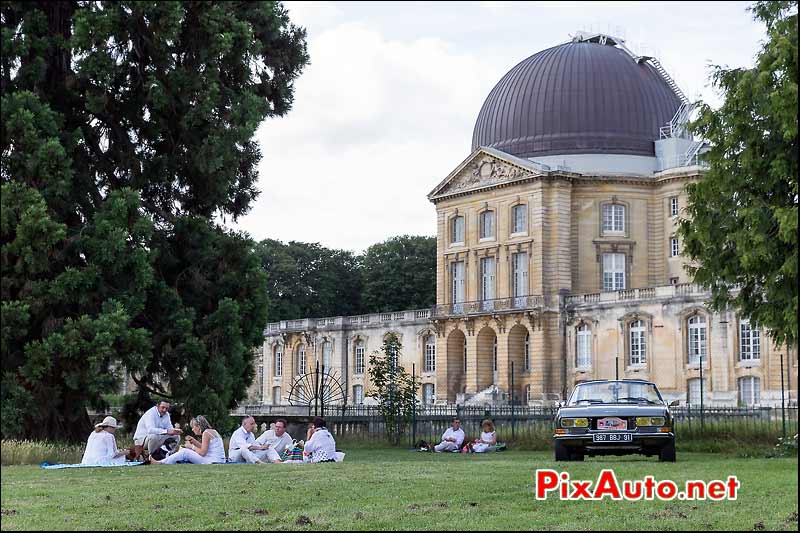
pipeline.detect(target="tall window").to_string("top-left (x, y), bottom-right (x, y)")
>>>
top-left (451, 215), bottom-right (465, 244)
top-left (687, 378), bottom-right (706, 406)
top-left (423, 383), bottom-right (435, 405)
top-left (272, 386), bottom-right (281, 405)
top-left (451, 261), bottom-right (465, 306)
top-left (738, 376), bottom-right (760, 406)
top-left (481, 256), bottom-right (495, 308)
top-left (387, 342), bottom-right (398, 370)
top-left (297, 345), bottom-right (306, 375)
top-left (525, 384), bottom-right (532, 404)
top-left (463, 342), bottom-right (467, 373)
top-left (602, 253), bottom-right (626, 291)
top-left (524, 333), bottom-right (530, 372)
top-left (688, 315), bottom-right (707, 365)
top-left (354, 341), bottom-right (365, 375)
top-left (576, 324), bottom-right (592, 368)
top-left (353, 385), bottom-right (364, 405)
top-left (258, 366), bottom-right (264, 403)
top-left (480, 210), bottom-right (495, 239)
top-left (274, 345), bottom-right (283, 377)
top-left (602, 203), bottom-right (625, 233)
top-left (512, 204), bottom-right (527, 234)
top-left (424, 336), bottom-right (436, 373)
top-left (740, 320), bottom-right (761, 361)
top-left (670, 237), bottom-right (679, 257)
top-left (322, 341), bottom-right (332, 372)
top-left (670, 197), bottom-right (679, 217)
top-left (629, 320), bottom-right (647, 365)
top-left (512, 252), bottom-right (528, 302)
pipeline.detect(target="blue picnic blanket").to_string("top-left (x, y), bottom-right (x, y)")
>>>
top-left (40, 461), bottom-right (144, 469)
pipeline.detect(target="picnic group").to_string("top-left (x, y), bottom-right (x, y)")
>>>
top-left (80, 400), bottom-right (503, 466)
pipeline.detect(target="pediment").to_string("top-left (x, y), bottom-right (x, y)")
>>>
top-left (428, 146), bottom-right (545, 201)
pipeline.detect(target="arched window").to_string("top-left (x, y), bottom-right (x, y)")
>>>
top-left (258, 365), bottom-right (264, 403)
top-left (272, 386), bottom-right (281, 405)
top-left (602, 203), bottom-right (625, 233)
top-left (480, 210), bottom-right (495, 239)
top-left (493, 336), bottom-right (498, 372)
top-left (687, 315), bottom-right (707, 365)
top-left (274, 345), bottom-right (283, 377)
top-left (424, 336), bottom-right (436, 373)
top-left (423, 383), bottom-right (435, 405)
top-left (354, 340), bottom-right (365, 375)
top-left (629, 320), bottom-right (647, 366)
top-left (322, 341), bottom-right (332, 372)
top-left (297, 345), bottom-right (306, 375)
top-left (576, 324), bottom-right (592, 368)
top-left (512, 204), bottom-right (527, 234)
top-left (738, 376), bottom-right (760, 406)
top-left (524, 333), bottom-right (530, 372)
top-left (451, 215), bottom-right (465, 244)
top-left (463, 342), bottom-right (468, 373)
top-left (739, 319), bottom-right (761, 361)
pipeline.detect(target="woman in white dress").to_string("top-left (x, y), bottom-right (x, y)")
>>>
top-left (301, 417), bottom-right (337, 463)
top-left (471, 419), bottom-right (497, 453)
top-left (81, 416), bottom-right (131, 465)
top-left (149, 415), bottom-right (226, 465)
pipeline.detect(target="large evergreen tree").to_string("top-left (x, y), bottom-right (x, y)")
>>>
top-left (1, 1), bottom-right (308, 440)
top-left (678, 1), bottom-right (797, 347)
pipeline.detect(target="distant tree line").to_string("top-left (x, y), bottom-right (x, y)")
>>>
top-left (256, 235), bottom-right (437, 321)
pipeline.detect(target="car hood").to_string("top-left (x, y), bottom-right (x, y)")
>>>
top-left (558, 405), bottom-right (668, 418)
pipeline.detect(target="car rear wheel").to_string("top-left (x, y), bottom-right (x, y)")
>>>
top-left (658, 440), bottom-right (676, 462)
top-left (555, 441), bottom-right (571, 461)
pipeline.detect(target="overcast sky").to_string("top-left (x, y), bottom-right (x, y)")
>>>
top-left (226, 1), bottom-right (766, 253)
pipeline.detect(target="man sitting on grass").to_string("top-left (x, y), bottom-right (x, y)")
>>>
top-left (256, 418), bottom-right (293, 460)
top-left (229, 416), bottom-right (278, 464)
top-left (132, 400), bottom-right (183, 461)
top-left (434, 417), bottom-right (465, 453)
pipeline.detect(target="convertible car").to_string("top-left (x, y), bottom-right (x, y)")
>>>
top-left (553, 379), bottom-right (677, 462)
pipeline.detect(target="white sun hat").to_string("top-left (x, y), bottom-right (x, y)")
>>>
top-left (95, 416), bottom-right (119, 429)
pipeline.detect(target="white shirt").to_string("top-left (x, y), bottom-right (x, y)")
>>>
top-left (441, 427), bottom-right (465, 447)
top-left (81, 431), bottom-right (122, 464)
top-left (229, 426), bottom-right (256, 452)
top-left (303, 428), bottom-right (336, 461)
top-left (256, 429), bottom-right (293, 455)
top-left (133, 406), bottom-right (173, 442)
top-left (480, 431), bottom-right (496, 444)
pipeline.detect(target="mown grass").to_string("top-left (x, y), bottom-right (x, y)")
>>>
top-left (1, 449), bottom-right (797, 531)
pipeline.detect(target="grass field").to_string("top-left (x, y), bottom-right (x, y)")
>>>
top-left (1, 449), bottom-right (797, 531)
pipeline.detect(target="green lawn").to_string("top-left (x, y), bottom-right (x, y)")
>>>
top-left (1, 450), bottom-right (797, 530)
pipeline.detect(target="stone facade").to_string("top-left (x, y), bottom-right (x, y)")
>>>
top-left (248, 147), bottom-right (797, 408)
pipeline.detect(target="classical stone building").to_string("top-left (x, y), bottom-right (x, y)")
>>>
top-left (250, 32), bottom-right (797, 408)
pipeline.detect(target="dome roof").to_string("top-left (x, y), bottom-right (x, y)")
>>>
top-left (471, 40), bottom-right (682, 158)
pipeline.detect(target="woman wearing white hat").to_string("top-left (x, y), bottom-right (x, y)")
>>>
top-left (81, 416), bottom-right (131, 465)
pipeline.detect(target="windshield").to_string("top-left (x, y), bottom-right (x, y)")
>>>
top-left (568, 382), bottom-right (663, 406)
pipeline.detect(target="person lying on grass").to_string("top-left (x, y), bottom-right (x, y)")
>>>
top-left (81, 416), bottom-right (134, 465)
top-left (149, 416), bottom-right (226, 465)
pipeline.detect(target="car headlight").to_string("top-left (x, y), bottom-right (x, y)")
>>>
top-left (636, 417), bottom-right (666, 427)
top-left (560, 418), bottom-right (589, 428)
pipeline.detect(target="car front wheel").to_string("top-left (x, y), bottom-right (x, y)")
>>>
top-left (658, 440), bottom-right (676, 462)
top-left (555, 440), bottom-right (571, 461)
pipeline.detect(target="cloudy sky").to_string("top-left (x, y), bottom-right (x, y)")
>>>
top-left (227, 1), bottom-right (766, 253)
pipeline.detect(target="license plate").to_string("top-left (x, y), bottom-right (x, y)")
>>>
top-left (593, 433), bottom-right (632, 442)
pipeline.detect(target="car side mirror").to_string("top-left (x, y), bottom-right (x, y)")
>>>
top-left (669, 400), bottom-right (680, 407)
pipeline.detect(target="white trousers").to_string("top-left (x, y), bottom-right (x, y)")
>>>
top-left (472, 443), bottom-right (492, 453)
top-left (229, 447), bottom-right (281, 463)
top-left (161, 448), bottom-right (220, 465)
top-left (434, 441), bottom-right (459, 453)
